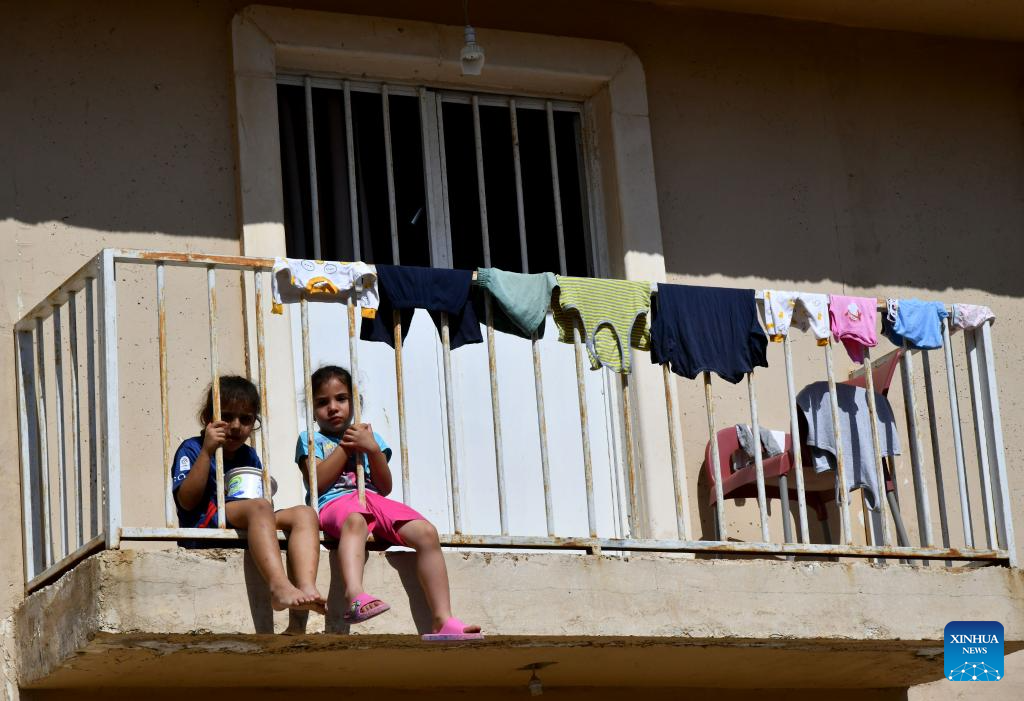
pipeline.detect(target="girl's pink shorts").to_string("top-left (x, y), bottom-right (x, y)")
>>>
top-left (319, 491), bottom-right (426, 546)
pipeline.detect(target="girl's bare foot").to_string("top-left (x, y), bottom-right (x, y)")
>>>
top-left (299, 584), bottom-right (327, 615)
top-left (270, 580), bottom-right (318, 612)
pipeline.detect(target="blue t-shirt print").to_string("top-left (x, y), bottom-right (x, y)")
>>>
top-left (295, 430), bottom-right (392, 510)
top-left (171, 436), bottom-right (263, 528)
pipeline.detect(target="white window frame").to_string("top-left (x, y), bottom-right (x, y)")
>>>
top-left (230, 5), bottom-right (684, 538)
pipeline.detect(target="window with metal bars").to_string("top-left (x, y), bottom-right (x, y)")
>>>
top-left (276, 77), bottom-right (597, 276)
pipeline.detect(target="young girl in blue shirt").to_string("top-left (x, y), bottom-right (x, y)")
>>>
top-left (172, 375), bottom-right (325, 614)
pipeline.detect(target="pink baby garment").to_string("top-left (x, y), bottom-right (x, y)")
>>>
top-left (951, 304), bottom-right (995, 331)
top-left (829, 295), bottom-right (878, 364)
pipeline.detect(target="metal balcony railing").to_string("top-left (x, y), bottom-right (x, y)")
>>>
top-left (15, 248), bottom-right (1017, 592)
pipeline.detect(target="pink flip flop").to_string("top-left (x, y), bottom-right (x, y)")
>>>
top-left (343, 593), bottom-right (391, 624)
top-left (422, 617), bottom-right (484, 642)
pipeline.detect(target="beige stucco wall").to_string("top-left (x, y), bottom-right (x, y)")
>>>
top-left (3, 0), bottom-right (1024, 697)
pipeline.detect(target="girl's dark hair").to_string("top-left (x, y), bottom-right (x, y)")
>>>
top-left (311, 365), bottom-right (353, 395)
top-left (198, 375), bottom-right (261, 426)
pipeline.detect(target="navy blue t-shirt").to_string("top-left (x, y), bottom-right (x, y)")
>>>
top-left (650, 284), bottom-right (769, 384)
top-left (171, 436), bottom-right (263, 528)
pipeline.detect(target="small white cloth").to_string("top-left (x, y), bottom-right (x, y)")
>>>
top-left (734, 424), bottom-right (786, 459)
top-left (762, 290), bottom-right (830, 344)
top-left (886, 298), bottom-right (899, 324)
top-left (271, 258), bottom-right (378, 314)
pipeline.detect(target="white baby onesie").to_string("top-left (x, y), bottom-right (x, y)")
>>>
top-left (271, 258), bottom-right (379, 314)
top-left (762, 290), bottom-right (830, 345)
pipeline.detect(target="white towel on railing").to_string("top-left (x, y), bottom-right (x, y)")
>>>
top-left (271, 258), bottom-right (378, 314)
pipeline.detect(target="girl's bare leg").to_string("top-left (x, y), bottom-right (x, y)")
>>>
top-left (225, 499), bottom-right (316, 612)
top-left (337, 511), bottom-right (387, 618)
top-left (397, 519), bottom-right (480, 633)
top-left (276, 505), bottom-right (325, 613)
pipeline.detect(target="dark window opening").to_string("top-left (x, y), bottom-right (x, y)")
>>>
top-left (277, 83), bottom-right (593, 276)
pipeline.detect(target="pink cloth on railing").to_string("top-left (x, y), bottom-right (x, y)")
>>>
top-left (829, 295), bottom-right (878, 364)
top-left (951, 304), bottom-right (995, 331)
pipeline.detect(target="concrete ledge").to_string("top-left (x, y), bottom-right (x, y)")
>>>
top-left (15, 548), bottom-right (1024, 689)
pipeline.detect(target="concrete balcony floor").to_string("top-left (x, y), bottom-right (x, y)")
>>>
top-left (15, 548), bottom-right (1024, 691)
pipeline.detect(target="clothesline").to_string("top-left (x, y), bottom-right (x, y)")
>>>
top-left (272, 257), bottom-right (994, 379)
top-left (468, 270), bottom-right (952, 313)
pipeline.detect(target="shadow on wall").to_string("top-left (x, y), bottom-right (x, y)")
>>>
top-left (640, 10), bottom-right (1024, 297)
top-left (0, 0), bottom-right (244, 241)
top-left (5, 1), bottom-right (1024, 297)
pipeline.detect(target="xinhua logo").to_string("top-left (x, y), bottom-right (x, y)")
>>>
top-left (944, 621), bottom-right (1004, 681)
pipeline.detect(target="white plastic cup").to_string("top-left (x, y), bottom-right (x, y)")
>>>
top-left (225, 466), bottom-right (265, 501)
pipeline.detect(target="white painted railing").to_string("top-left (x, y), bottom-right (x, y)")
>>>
top-left (15, 249), bottom-right (1017, 592)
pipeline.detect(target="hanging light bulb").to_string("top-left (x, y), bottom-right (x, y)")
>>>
top-left (460, 0), bottom-right (485, 76)
top-left (527, 670), bottom-right (543, 696)
top-left (518, 661), bottom-right (555, 696)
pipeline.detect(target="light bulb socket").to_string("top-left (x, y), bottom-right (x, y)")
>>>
top-left (527, 671), bottom-right (543, 696)
top-left (460, 24), bottom-right (485, 76)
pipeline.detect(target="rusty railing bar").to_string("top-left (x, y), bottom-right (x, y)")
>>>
top-left (33, 318), bottom-right (53, 566)
top-left (704, 372), bottom-right (726, 540)
top-left (621, 373), bottom-right (640, 536)
top-left (68, 292), bottom-right (85, 548)
top-left (921, 351), bottom-right (953, 564)
top-left (254, 272), bottom-right (273, 503)
top-left (112, 250), bottom-right (276, 270)
top-left (782, 335), bottom-right (809, 543)
top-left (823, 339), bottom-right (853, 545)
top-left (508, 95), bottom-right (554, 535)
top-left (157, 264), bottom-right (174, 526)
top-left (472, 95), bottom-right (509, 534)
top-left (13, 254), bottom-right (100, 332)
top-left (899, 344), bottom-right (934, 548)
top-left (662, 364), bottom-right (689, 540)
top-left (347, 296), bottom-right (366, 506)
top-left (746, 371), bottom-right (771, 542)
top-left (977, 320), bottom-right (1017, 566)
top-left (861, 346), bottom-right (892, 546)
top-left (99, 250), bottom-right (121, 548)
top-left (533, 331), bottom-right (555, 536)
top-left (440, 312), bottom-right (462, 534)
top-left (393, 309), bottom-right (411, 504)
top-left (941, 316), bottom-right (973, 547)
top-left (300, 298), bottom-right (319, 512)
top-left (575, 326), bottom-right (597, 538)
top-left (85, 276), bottom-right (101, 538)
top-left (16, 330), bottom-right (37, 581)
top-left (24, 534), bottom-right (106, 594)
top-left (964, 328), bottom-right (998, 550)
top-left (52, 306), bottom-right (70, 559)
top-left (380, 90), bottom-right (409, 504)
top-left (206, 267), bottom-right (226, 529)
